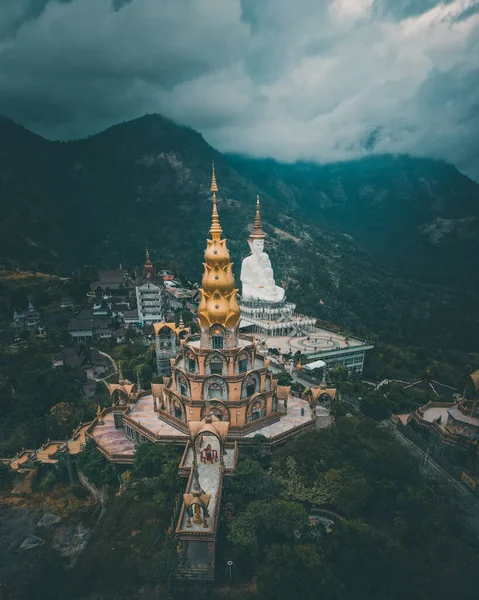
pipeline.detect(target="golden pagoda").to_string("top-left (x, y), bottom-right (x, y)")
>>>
top-left (159, 164), bottom-right (279, 429)
top-left (197, 162), bottom-right (240, 346)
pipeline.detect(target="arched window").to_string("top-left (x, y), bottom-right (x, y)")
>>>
top-left (203, 376), bottom-right (228, 401)
top-left (237, 352), bottom-right (249, 374)
top-left (248, 397), bottom-right (265, 422)
top-left (208, 383), bottom-right (223, 399)
top-left (210, 326), bottom-right (224, 349)
top-left (205, 352), bottom-right (226, 376)
top-left (186, 352), bottom-right (196, 373)
top-left (210, 358), bottom-right (223, 375)
top-left (242, 373), bottom-right (260, 399)
top-left (172, 397), bottom-right (184, 420)
top-left (176, 373), bottom-right (190, 398)
top-left (212, 334), bottom-right (223, 349)
top-left (202, 401), bottom-right (230, 422)
top-left (265, 376), bottom-right (271, 391)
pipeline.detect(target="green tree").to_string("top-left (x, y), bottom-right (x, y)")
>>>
top-left (133, 442), bottom-right (180, 491)
top-left (256, 543), bottom-right (337, 600)
top-left (228, 499), bottom-right (309, 560)
top-left (274, 372), bottom-right (293, 386)
top-left (76, 439), bottom-right (118, 487)
top-left (0, 461), bottom-right (12, 489)
top-left (329, 365), bottom-right (349, 383)
top-left (229, 459), bottom-right (280, 507)
top-left (360, 392), bottom-right (391, 420)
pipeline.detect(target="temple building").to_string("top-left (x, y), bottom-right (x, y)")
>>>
top-left (135, 246), bottom-right (169, 325)
top-left (239, 199), bottom-right (373, 375)
top-left (89, 268), bottom-right (134, 299)
top-left (85, 167), bottom-right (314, 579)
top-left (13, 298), bottom-right (44, 336)
top-left (154, 317), bottom-right (190, 376)
top-left (406, 370), bottom-right (479, 452)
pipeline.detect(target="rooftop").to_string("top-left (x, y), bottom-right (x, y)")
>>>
top-left (258, 327), bottom-right (371, 356)
top-left (127, 395), bottom-right (188, 439)
top-left (421, 405), bottom-right (451, 431)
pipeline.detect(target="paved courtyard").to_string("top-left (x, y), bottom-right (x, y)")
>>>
top-left (245, 396), bottom-right (312, 438)
top-left (258, 327), bottom-right (365, 356)
top-left (91, 412), bottom-right (135, 456)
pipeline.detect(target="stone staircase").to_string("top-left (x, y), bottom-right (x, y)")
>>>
top-left (179, 563), bottom-right (215, 581)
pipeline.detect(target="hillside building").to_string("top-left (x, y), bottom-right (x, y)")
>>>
top-left (90, 268), bottom-right (134, 299)
top-left (13, 299), bottom-right (43, 334)
top-left (135, 247), bottom-right (169, 325)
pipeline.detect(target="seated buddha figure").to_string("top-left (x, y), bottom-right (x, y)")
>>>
top-left (240, 197), bottom-right (285, 303)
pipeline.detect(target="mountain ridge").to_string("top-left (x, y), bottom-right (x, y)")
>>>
top-left (1, 113), bottom-right (478, 352)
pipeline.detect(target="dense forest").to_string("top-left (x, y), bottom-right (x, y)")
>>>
top-left (4, 420), bottom-right (479, 600)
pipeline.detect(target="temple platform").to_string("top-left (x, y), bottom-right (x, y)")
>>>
top-left (256, 327), bottom-right (374, 376)
top-left (127, 394), bottom-right (188, 440)
top-left (91, 411), bottom-right (135, 460)
top-left (244, 396), bottom-right (314, 441)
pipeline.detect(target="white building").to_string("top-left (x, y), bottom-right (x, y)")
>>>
top-left (135, 248), bottom-right (169, 325)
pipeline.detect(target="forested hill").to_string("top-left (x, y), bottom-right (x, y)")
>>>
top-left (1, 113), bottom-right (479, 352)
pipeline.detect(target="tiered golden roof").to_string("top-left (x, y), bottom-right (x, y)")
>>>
top-left (197, 164), bottom-right (240, 329)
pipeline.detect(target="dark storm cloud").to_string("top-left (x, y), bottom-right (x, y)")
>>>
top-left (0, 0), bottom-right (478, 178)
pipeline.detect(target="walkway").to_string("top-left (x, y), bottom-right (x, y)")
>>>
top-left (178, 437), bottom-right (223, 534)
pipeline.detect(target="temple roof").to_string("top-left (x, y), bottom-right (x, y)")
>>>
top-left (188, 417), bottom-right (229, 443)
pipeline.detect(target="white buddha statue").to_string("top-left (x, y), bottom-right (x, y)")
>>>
top-left (241, 196), bottom-right (286, 303)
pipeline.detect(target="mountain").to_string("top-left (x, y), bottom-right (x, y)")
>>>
top-left (1, 113), bottom-right (478, 353)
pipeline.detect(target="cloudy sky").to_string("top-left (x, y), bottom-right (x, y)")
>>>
top-left (1, 0), bottom-right (478, 178)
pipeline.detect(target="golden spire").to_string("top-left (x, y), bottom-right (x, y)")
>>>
top-left (210, 161), bottom-right (218, 193)
top-left (197, 165), bottom-right (240, 331)
top-left (250, 195), bottom-right (266, 239)
top-left (209, 161), bottom-right (222, 240)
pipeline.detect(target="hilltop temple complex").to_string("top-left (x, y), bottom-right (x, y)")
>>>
top-left (85, 167), bottom-right (316, 578)
top-left (4, 167), bottom-right (360, 580)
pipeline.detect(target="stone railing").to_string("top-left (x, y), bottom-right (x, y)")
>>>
top-left (229, 411), bottom-right (281, 436)
top-left (84, 407), bottom-right (135, 464)
top-left (236, 417), bottom-right (315, 447)
top-left (223, 441), bottom-right (238, 475)
top-left (155, 410), bottom-right (189, 434)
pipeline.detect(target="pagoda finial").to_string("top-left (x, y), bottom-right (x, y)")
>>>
top-left (209, 161), bottom-right (222, 240)
top-left (179, 314), bottom-right (185, 329)
top-left (210, 160), bottom-right (218, 193)
top-left (144, 240), bottom-right (153, 278)
top-left (250, 195), bottom-right (265, 240)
